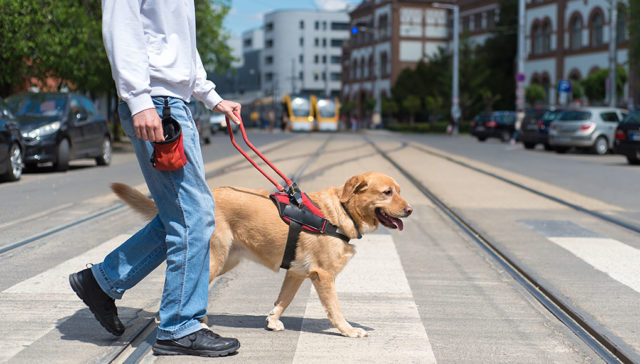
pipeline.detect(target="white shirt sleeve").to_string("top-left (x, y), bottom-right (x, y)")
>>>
top-left (192, 50), bottom-right (223, 110)
top-left (101, 0), bottom-right (154, 116)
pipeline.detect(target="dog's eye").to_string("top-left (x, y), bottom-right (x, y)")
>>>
top-left (383, 189), bottom-right (393, 196)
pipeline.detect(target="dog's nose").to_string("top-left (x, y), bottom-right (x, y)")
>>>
top-left (404, 206), bottom-right (413, 217)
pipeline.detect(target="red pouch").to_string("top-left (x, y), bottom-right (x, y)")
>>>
top-left (150, 101), bottom-right (187, 171)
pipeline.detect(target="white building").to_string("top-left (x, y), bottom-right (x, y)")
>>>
top-left (261, 10), bottom-right (351, 99)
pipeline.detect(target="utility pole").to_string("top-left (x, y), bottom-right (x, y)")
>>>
top-left (516, 0), bottom-right (526, 111)
top-left (434, 2), bottom-right (460, 135)
top-left (608, 0), bottom-right (618, 107)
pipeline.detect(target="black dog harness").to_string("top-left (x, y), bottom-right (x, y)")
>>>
top-left (270, 188), bottom-right (362, 269)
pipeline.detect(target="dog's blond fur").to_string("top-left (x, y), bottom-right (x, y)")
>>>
top-left (111, 171), bottom-right (411, 337)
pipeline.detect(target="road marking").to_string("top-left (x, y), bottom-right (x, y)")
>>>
top-left (0, 202), bottom-right (74, 230)
top-left (549, 237), bottom-right (640, 294)
top-left (293, 233), bottom-right (437, 363)
top-left (0, 235), bottom-right (129, 362)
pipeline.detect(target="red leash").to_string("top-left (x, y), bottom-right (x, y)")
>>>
top-left (225, 113), bottom-right (303, 204)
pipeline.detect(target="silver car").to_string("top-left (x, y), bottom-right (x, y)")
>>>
top-left (548, 107), bottom-right (628, 155)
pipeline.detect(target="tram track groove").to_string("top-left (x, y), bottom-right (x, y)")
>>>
top-left (409, 142), bottom-right (640, 236)
top-left (366, 137), bottom-right (635, 364)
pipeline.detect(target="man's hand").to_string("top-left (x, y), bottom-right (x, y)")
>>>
top-left (132, 108), bottom-right (165, 142)
top-left (213, 100), bottom-right (242, 125)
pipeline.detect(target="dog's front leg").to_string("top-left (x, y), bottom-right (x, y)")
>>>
top-left (267, 270), bottom-right (306, 331)
top-left (310, 269), bottom-right (368, 338)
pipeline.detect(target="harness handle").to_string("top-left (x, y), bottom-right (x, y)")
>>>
top-left (225, 113), bottom-right (299, 201)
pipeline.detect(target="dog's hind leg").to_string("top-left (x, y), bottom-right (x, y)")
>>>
top-left (310, 269), bottom-right (368, 338)
top-left (266, 270), bottom-right (306, 331)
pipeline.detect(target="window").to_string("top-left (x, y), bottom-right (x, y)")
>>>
top-left (532, 23), bottom-right (542, 55)
top-left (244, 38), bottom-right (252, 48)
top-left (314, 55), bottom-right (319, 64)
top-left (299, 72), bottom-right (303, 80)
top-left (331, 39), bottom-right (344, 48)
top-left (380, 52), bottom-right (388, 77)
top-left (322, 38), bottom-right (327, 47)
top-left (462, 16), bottom-right (469, 32)
top-left (323, 21), bottom-right (327, 30)
top-left (331, 22), bottom-right (349, 31)
top-left (299, 37), bottom-right (304, 46)
top-left (331, 72), bottom-right (341, 81)
top-left (300, 20), bottom-right (304, 30)
top-left (617, 5), bottom-right (628, 44)
top-left (331, 55), bottom-right (341, 64)
top-left (315, 21), bottom-right (319, 30)
top-left (266, 39), bottom-right (273, 48)
top-left (299, 54), bottom-right (304, 63)
top-left (378, 14), bottom-right (389, 39)
top-left (265, 73), bottom-right (274, 82)
top-left (79, 96), bottom-right (96, 116)
top-left (570, 15), bottom-right (582, 50)
top-left (315, 38), bottom-right (319, 47)
top-left (474, 13), bottom-right (482, 31)
top-left (542, 20), bottom-right (551, 53)
top-left (265, 56), bottom-right (273, 65)
top-left (591, 11), bottom-right (603, 47)
top-left (322, 55), bottom-right (326, 64)
top-left (265, 22), bottom-right (274, 31)
top-left (360, 57), bottom-right (366, 79)
top-left (368, 55), bottom-right (374, 78)
top-left (600, 112), bottom-right (619, 122)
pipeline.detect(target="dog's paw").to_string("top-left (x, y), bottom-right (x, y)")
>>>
top-left (343, 327), bottom-right (368, 338)
top-left (266, 316), bottom-right (285, 331)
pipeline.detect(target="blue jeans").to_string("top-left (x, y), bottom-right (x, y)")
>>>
top-left (92, 97), bottom-right (215, 340)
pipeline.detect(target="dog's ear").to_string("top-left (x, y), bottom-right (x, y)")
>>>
top-left (340, 174), bottom-right (368, 203)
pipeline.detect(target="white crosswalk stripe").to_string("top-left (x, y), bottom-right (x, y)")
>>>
top-left (549, 237), bottom-right (640, 294)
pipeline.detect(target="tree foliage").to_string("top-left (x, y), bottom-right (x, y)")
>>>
top-left (0, 0), bottom-right (233, 97)
top-left (580, 66), bottom-right (628, 104)
top-left (525, 84), bottom-right (546, 105)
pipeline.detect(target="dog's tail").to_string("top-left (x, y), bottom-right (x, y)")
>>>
top-left (111, 183), bottom-right (158, 220)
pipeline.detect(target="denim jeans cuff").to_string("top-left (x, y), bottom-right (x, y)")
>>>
top-left (91, 264), bottom-right (124, 300)
top-left (156, 319), bottom-right (206, 340)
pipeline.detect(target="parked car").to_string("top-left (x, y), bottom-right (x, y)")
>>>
top-left (210, 112), bottom-right (238, 134)
top-left (186, 100), bottom-right (211, 144)
top-left (471, 111), bottom-right (517, 142)
top-left (613, 110), bottom-right (640, 165)
top-left (518, 106), bottom-right (565, 150)
top-left (5, 92), bottom-right (112, 171)
top-left (0, 99), bottom-right (24, 182)
top-left (548, 107), bottom-right (627, 155)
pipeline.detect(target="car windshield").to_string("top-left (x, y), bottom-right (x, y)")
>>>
top-left (290, 96), bottom-right (311, 117)
top-left (557, 111), bottom-right (591, 121)
top-left (620, 111), bottom-right (640, 124)
top-left (474, 113), bottom-right (491, 122)
top-left (494, 113), bottom-right (515, 123)
top-left (6, 93), bottom-right (67, 118)
top-left (542, 110), bottom-right (563, 122)
top-left (316, 98), bottom-right (337, 118)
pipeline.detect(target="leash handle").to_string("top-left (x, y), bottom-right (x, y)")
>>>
top-left (225, 112), bottom-right (293, 192)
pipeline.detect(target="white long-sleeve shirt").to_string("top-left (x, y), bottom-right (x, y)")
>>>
top-left (102, 0), bottom-right (223, 116)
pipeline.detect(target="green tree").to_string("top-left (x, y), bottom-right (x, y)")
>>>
top-left (196, 0), bottom-right (234, 74)
top-left (581, 66), bottom-right (628, 104)
top-left (402, 95), bottom-right (421, 125)
top-left (525, 84), bottom-right (546, 105)
top-left (381, 97), bottom-right (398, 120)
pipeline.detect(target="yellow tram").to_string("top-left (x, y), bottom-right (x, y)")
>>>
top-left (313, 96), bottom-right (340, 131)
top-left (281, 94), bottom-right (315, 131)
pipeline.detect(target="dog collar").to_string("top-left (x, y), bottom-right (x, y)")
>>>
top-left (341, 202), bottom-right (362, 239)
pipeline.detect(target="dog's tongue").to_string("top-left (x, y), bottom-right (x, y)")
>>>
top-left (391, 217), bottom-right (403, 231)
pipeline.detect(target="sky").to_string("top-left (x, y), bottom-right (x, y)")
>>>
top-left (223, 0), bottom-right (361, 37)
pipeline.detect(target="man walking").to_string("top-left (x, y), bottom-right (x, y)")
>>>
top-left (69, 0), bottom-right (241, 357)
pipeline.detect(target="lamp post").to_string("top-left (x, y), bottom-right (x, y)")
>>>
top-left (608, 0), bottom-right (618, 107)
top-left (516, 0), bottom-right (526, 111)
top-left (434, 2), bottom-right (460, 135)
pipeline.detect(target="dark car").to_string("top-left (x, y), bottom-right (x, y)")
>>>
top-left (518, 107), bottom-right (564, 150)
top-left (6, 92), bottom-right (112, 171)
top-left (613, 110), bottom-right (640, 165)
top-left (0, 99), bottom-right (24, 182)
top-left (186, 100), bottom-right (211, 145)
top-left (471, 111), bottom-right (517, 142)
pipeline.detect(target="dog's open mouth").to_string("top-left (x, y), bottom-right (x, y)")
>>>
top-left (375, 208), bottom-right (404, 231)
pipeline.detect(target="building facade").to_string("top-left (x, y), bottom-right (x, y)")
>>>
top-left (261, 10), bottom-right (351, 99)
top-left (524, 0), bottom-right (633, 108)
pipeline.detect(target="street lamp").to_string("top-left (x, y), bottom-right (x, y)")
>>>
top-left (433, 2), bottom-right (460, 135)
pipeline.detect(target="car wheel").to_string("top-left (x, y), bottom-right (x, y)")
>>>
top-left (627, 156), bottom-right (640, 165)
top-left (96, 136), bottom-right (112, 166)
top-left (204, 136), bottom-right (211, 145)
top-left (543, 143), bottom-right (553, 151)
top-left (53, 138), bottom-right (70, 172)
top-left (523, 142), bottom-right (536, 149)
top-left (477, 137), bottom-right (487, 142)
top-left (1, 143), bottom-right (23, 182)
top-left (592, 136), bottom-right (608, 155)
top-left (501, 131), bottom-right (511, 142)
top-left (554, 146), bottom-right (569, 153)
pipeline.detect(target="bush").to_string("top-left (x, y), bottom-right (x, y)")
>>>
top-left (386, 121), bottom-right (471, 134)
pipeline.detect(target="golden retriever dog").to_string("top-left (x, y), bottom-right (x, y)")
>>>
top-left (111, 171), bottom-right (412, 338)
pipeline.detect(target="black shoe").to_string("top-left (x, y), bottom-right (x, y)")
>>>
top-left (69, 268), bottom-right (125, 336)
top-left (152, 328), bottom-right (240, 357)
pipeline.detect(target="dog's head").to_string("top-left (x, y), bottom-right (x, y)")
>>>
top-left (340, 171), bottom-right (412, 232)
